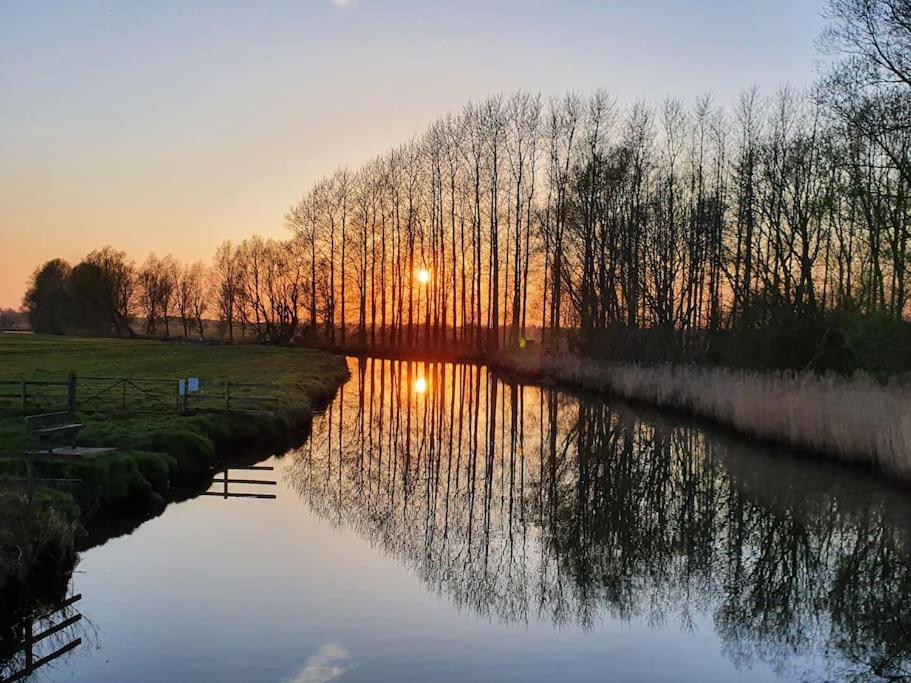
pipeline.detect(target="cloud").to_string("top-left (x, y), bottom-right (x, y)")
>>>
top-left (282, 643), bottom-right (351, 683)
top-left (330, 0), bottom-right (358, 8)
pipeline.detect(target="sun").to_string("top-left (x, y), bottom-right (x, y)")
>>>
top-left (416, 268), bottom-right (431, 285)
top-left (413, 377), bottom-right (427, 394)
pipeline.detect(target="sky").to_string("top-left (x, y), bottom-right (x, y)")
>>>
top-left (0, 0), bottom-right (827, 308)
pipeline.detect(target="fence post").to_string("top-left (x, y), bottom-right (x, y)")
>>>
top-left (68, 373), bottom-right (77, 413)
top-left (20, 380), bottom-right (26, 409)
top-left (25, 451), bottom-right (34, 507)
top-left (224, 381), bottom-right (230, 412)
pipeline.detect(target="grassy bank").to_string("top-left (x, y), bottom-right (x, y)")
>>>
top-left (0, 334), bottom-right (349, 586)
top-left (495, 346), bottom-right (911, 479)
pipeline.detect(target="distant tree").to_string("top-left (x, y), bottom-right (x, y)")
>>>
top-left (137, 256), bottom-right (159, 335)
top-left (211, 242), bottom-right (241, 342)
top-left (23, 259), bottom-right (71, 334)
top-left (87, 247), bottom-right (136, 337)
top-left (236, 236), bottom-right (303, 345)
top-left (188, 262), bottom-right (208, 337)
top-left (137, 254), bottom-right (178, 337)
top-left (175, 261), bottom-right (208, 337)
top-left (67, 247), bottom-right (136, 336)
top-left (158, 255), bottom-right (178, 337)
top-left (68, 261), bottom-right (112, 333)
top-left (175, 265), bottom-right (193, 337)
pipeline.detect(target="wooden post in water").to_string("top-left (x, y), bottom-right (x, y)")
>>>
top-left (67, 373), bottom-right (77, 413)
top-left (224, 381), bottom-right (230, 412)
top-left (6, 594), bottom-right (84, 682)
top-left (25, 450), bottom-right (34, 507)
top-left (20, 379), bottom-right (26, 409)
top-left (24, 618), bottom-right (33, 678)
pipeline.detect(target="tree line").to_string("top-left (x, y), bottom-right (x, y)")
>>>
top-left (278, 0), bottom-right (910, 362)
top-left (23, 0), bottom-right (911, 368)
top-left (23, 240), bottom-right (308, 344)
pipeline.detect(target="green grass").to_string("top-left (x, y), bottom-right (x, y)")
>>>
top-left (0, 334), bottom-right (346, 383)
top-left (0, 334), bottom-right (349, 582)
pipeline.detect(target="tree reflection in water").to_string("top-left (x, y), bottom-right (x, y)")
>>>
top-left (286, 358), bottom-right (911, 682)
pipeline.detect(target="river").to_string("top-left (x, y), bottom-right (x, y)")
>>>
top-left (6, 357), bottom-right (911, 682)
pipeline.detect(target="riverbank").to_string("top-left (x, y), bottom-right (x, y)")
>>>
top-left (492, 345), bottom-right (911, 479)
top-left (0, 335), bottom-right (350, 595)
top-left (293, 338), bottom-right (911, 479)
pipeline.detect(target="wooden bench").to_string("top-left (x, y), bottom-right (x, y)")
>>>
top-left (25, 412), bottom-right (83, 452)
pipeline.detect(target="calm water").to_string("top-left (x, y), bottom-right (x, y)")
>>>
top-left (6, 357), bottom-right (911, 682)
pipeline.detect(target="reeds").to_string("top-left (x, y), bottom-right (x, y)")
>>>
top-left (498, 350), bottom-right (911, 477)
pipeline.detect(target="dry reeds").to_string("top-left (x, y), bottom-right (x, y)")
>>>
top-left (498, 351), bottom-right (911, 477)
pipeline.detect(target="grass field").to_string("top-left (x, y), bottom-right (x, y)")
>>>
top-left (0, 334), bottom-right (349, 584)
top-left (0, 334), bottom-right (345, 384)
top-left (0, 334), bottom-right (349, 452)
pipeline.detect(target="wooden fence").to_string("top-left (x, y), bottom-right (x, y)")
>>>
top-left (202, 464), bottom-right (277, 500)
top-left (0, 375), bottom-right (283, 415)
top-left (0, 379), bottom-right (71, 412)
top-left (1, 594), bottom-right (83, 683)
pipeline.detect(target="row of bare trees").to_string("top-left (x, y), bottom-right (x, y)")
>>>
top-left (25, 241), bottom-right (306, 344)
top-left (283, 94), bottom-right (908, 355)
top-left (129, 237), bottom-right (310, 343)
top-left (125, 239), bottom-right (307, 343)
top-left (277, 0), bottom-right (909, 357)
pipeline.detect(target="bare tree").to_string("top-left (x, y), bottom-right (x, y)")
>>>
top-left (212, 242), bottom-right (241, 342)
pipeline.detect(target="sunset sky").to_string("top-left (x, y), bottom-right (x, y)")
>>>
top-left (1, 0), bottom-right (825, 308)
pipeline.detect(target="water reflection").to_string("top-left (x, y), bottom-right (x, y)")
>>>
top-left (287, 357), bottom-right (911, 682)
top-left (0, 580), bottom-right (89, 683)
top-left (281, 643), bottom-right (350, 683)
